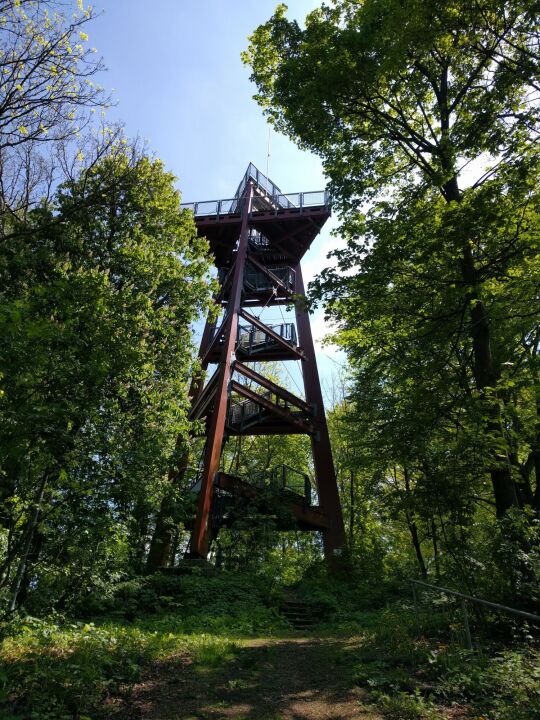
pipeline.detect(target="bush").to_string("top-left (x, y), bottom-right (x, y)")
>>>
top-left (348, 602), bottom-right (540, 720)
top-left (0, 616), bottom-right (171, 718)
top-left (74, 570), bottom-right (285, 631)
top-left (0, 570), bottom-right (288, 720)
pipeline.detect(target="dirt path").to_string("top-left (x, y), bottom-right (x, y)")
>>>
top-left (111, 635), bottom-right (382, 720)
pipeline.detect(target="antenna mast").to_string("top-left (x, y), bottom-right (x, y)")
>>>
top-left (266, 125), bottom-right (271, 180)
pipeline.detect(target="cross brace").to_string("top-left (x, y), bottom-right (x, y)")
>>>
top-left (230, 380), bottom-right (314, 434)
top-left (239, 309), bottom-right (305, 360)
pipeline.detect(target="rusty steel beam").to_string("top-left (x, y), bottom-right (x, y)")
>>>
top-left (230, 380), bottom-right (314, 434)
top-left (234, 361), bottom-right (311, 413)
top-left (239, 309), bottom-right (305, 360)
top-left (214, 267), bottom-right (235, 305)
top-left (215, 472), bottom-right (330, 530)
top-left (226, 424), bottom-right (308, 436)
top-left (184, 166), bottom-right (344, 566)
top-left (189, 367), bottom-right (220, 421)
top-left (294, 263), bottom-right (346, 559)
top-left (246, 255), bottom-right (295, 298)
top-left (188, 310), bottom-right (219, 405)
top-left (190, 183), bottom-right (254, 557)
top-left (201, 313), bottom-right (230, 367)
top-left (241, 297), bottom-right (291, 307)
top-left (194, 205), bottom-right (329, 227)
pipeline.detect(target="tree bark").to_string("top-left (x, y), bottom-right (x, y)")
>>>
top-left (146, 494), bottom-right (177, 572)
top-left (403, 467), bottom-right (428, 578)
top-left (146, 447), bottom-right (189, 571)
top-left (349, 469), bottom-right (355, 554)
top-left (533, 380), bottom-right (540, 512)
top-left (443, 177), bottom-right (519, 517)
top-left (9, 474), bottom-right (47, 613)
top-left (431, 517), bottom-right (440, 581)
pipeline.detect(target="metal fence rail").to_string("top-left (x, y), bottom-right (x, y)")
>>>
top-left (181, 190), bottom-right (329, 218)
top-left (233, 162), bottom-right (288, 204)
top-left (409, 578), bottom-right (540, 650)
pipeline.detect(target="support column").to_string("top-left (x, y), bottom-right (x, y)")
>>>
top-left (294, 262), bottom-right (345, 558)
top-left (190, 184), bottom-right (254, 557)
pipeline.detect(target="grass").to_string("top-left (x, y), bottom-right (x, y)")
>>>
top-left (0, 615), bottom-right (244, 719)
top-left (0, 571), bottom-right (288, 719)
top-left (1, 572), bottom-right (538, 720)
top-left (324, 604), bottom-right (540, 720)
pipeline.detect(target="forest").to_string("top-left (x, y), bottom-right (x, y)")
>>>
top-left (0, 1), bottom-right (539, 719)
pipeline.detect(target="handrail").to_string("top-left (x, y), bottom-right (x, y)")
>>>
top-left (234, 162), bottom-right (285, 202)
top-left (409, 578), bottom-right (540, 624)
top-left (181, 190), bottom-right (329, 218)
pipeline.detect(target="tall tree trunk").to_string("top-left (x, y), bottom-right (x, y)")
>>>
top-left (9, 474), bottom-right (47, 613)
top-left (147, 447), bottom-right (189, 571)
top-left (533, 379), bottom-right (540, 512)
top-left (349, 469), bottom-right (355, 555)
top-left (431, 517), bottom-right (440, 581)
top-left (403, 467), bottom-right (427, 578)
top-left (146, 494), bottom-right (176, 572)
top-left (444, 177), bottom-right (519, 517)
top-left (406, 511), bottom-right (428, 578)
top-left (169, 525), bottom-right (181, 566)
top-left (131, 503), bottom-right (150, 572)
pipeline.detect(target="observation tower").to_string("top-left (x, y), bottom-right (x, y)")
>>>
top-left (182, 164), bottom-right (345, 559)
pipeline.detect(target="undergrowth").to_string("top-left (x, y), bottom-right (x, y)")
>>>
top-left (289, 572), bottom-right (540, 720)
top-left (0, 571), bottom-right (286, 719)
top-left (339, 606), bottom-right (539, 720)
top-left (1, 570), bottom-right (538, 720)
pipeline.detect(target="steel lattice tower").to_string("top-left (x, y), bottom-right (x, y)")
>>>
top-left (182, 164), bottom-right (345, 559)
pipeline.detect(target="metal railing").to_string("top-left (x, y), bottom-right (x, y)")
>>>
top-left (270, 464), bottom-right (314, 504)
top-left (181, 190), bottom-right (329, 219)
top-left (410, 578), bottom-right (540, 650)
top-left (180, 197), bottom-right (243, 218)
top-left (228, 393), bottom-right (271, 431)
top-left (237, 322), bottom-right (297, 355)
top-left (186, 466), bottom-right (205, 493)
top-left (248, 230), bottom-right (270, 250)
top-left (210, 491), bottom-right (236, 530)
top-left (233, 162), bottom-right (287, 203)
top-left (244, 265), bottom-right (295, 293)
top-left (236, 463), bottom-right (315, 504)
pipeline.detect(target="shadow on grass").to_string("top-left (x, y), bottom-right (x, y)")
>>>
top-left (108, 636), bottom-right (377, 720)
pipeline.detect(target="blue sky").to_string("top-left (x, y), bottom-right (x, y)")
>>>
top-left (89, 0), bottom-right (345, 394)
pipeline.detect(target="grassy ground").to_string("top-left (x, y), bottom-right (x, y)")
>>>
top-left (316, 604), bottom-right (540, 720)
top-left (0, 573), bottom-right (538, 720)
top-left (109, 635), bottom-right (381, 720)
top-left (1, 615), bottom-right (241, 719)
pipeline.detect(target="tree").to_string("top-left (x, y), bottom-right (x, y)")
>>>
top-left (244, 0), bottom-right (540, 518)
top-left (0, 0), bottom-right (109, 220)
top-left (0, 146), bottom-right (213, 611)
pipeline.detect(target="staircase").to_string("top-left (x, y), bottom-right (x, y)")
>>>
top-left (280, 595), bottom-right (321, 631)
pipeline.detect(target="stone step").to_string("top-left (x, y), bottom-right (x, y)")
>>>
top-left (281, 607), bottom-right (323, 617)
top-left (280, 596), bottom-right (320, 629)
top-left (281, 601), bottom-right (308, 608)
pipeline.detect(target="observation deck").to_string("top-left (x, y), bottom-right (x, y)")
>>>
top-left (181, 163), bottom-right (331, 266)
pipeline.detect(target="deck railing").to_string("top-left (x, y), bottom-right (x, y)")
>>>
top-left (270, 464), bottom-right (314, 504)
top-left (237, 322), bottom-right (297, 354)
top-left (234, 162), bottom-right (285, 202)
top-left (181, 190), bottom-right (329, 219)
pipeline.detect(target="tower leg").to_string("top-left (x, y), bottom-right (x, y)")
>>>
top-left (294, 263), bottom-right (346, 558)
top-left (190, 184), bottom-right (254, 557)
